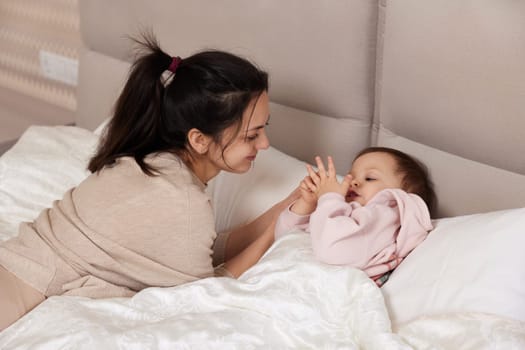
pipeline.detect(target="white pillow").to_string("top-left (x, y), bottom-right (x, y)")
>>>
top-left (207, 146), bottom-right (308, 234)
top-left (382, 207), bottom-right (525, 326)
top-left (93, 118), bottom-right (110, 135)
top-left (0, 125), bottom-right (98, 241)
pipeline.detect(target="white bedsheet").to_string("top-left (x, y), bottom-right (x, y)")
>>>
top-left (0, 125), bottom-right (96, 241)
top-left (397, 312), bottom-right (525, 350)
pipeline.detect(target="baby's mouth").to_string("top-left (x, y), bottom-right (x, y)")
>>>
top-left (346, 190), bottom-right (358, 201)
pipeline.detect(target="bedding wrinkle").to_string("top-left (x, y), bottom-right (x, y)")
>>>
top-left (397, 312), bottom-right (525, 349)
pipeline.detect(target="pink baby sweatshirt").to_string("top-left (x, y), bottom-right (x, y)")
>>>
top-left (275, 189), bottom-right (433, 285)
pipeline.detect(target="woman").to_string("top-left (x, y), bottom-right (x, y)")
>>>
top-left (0, 33), bottom-right (298, 330)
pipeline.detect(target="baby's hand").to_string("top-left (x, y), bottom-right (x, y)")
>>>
top-left (306, 156), bottom-right (351, 198)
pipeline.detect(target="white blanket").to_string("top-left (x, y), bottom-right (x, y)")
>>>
top-left (0, 232), bottom-right (409, 349)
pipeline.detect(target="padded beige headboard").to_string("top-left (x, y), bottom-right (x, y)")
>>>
top-left (76, 0), bottom-right (525, 218)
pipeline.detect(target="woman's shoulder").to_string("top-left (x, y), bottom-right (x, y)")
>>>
top-left (79, 152), bottom-right (206, 198)
top-left (71, 153), bottom-right (211, 220)
top-left (147, 152), bottom-right (208, 191)
top-left (99, 152), bottom-right (188, 180)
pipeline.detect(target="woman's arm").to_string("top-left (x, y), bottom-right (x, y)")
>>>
top-left (222, 224), bottom-right (275, 278)
top-left (222, 187), bottom-right (300, 262)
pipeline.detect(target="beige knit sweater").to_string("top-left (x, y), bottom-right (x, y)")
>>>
top-left (0, 153), bottom-right (219, 298)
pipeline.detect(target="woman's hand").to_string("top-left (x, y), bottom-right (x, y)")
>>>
top-left (299, 176), bottom-right (318, 205)
top-left (288, 170), bottom-right (319, 215)
top-left (305, 156), bottom-right (351, 199)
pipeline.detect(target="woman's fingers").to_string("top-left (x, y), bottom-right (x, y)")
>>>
top-left (302, 176), bottom-right (317, 192)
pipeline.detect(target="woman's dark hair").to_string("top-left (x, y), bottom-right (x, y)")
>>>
top-left (88, 33), bottom-right (268, 175)
top-left (355, 147), bottom-right (437, 215)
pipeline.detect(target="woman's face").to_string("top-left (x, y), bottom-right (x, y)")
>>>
top-left (208, 91), bottom-right (271, 174)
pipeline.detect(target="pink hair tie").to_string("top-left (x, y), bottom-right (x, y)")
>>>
top-left (168, 56), bottom-right (182, 73)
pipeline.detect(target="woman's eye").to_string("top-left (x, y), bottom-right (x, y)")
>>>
top-left (246, 134), bottom-right (259, 141)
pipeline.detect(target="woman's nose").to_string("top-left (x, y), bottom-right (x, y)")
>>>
top-left (257, 132), bottom-right (270, 150)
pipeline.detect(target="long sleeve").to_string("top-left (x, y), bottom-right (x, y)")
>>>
top-left (274, 204), bottom-right (310, 240)
top-left (309, 189), bottom-right (432, 278)
top-left (309, 193), bottom-right (399, 268)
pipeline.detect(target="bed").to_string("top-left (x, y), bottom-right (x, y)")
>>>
top-left (1, 0), bottom-right (524, 349)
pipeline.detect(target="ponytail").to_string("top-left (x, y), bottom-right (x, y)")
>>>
top-left (88, 32), bottom-right (268, 175)
top-left (88, 34), bottom-right (171, 174)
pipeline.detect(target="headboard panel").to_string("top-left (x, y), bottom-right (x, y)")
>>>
top-left (375, 0), bottom-right (525, 216)
top-left (377, 0), bottom-right (525, 174)
top-left (76, 0), bottom-right (525, 217)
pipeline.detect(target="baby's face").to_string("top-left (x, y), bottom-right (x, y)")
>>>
top-left (345, 152), bottom-right (404, 206)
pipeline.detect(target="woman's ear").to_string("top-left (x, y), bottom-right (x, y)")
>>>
top-left (187, 128), bottom-right (212, 155)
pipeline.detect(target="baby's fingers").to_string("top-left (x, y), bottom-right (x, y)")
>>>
top-left (326, 156), bottom-right (337, 178)
top-left (315, 156), bottom-right (328, 177)
top-left (340, 174), bottom-right (353, 192)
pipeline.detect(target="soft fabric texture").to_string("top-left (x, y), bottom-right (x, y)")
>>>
top-left (382, 207), bottom-right (525, 326)
top-left (0, 233), bottom-right (412, 350)
top-left (2, 233), bottom-right (524, 349)
top-left (0, 152), bottom-right (217, 297)
top-left (0, 126), bottom-right (97, 241)
top-left (2, 125), bottom-right (525, 349)
top-left (275, 189), bottom-right (433, 285)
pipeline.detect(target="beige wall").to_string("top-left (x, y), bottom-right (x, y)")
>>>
top-left (0, 0), bottom-right (81, 153)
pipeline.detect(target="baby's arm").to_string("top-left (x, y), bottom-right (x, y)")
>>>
top-left (274, 204), bottom-right (310, 239)
top-left (309, 195), bottom-right (398, 267)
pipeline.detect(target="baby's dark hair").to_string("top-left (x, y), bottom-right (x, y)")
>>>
top-left (88, 32), bottom-right (268, 175)
top-left (355, 147), bottom-right (437, 215)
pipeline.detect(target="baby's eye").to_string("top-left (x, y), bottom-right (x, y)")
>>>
top-left (365, 177), bottom-right (376, 181)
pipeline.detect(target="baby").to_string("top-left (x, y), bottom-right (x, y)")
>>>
top-left (275, 147), bottom-right (436, 286)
